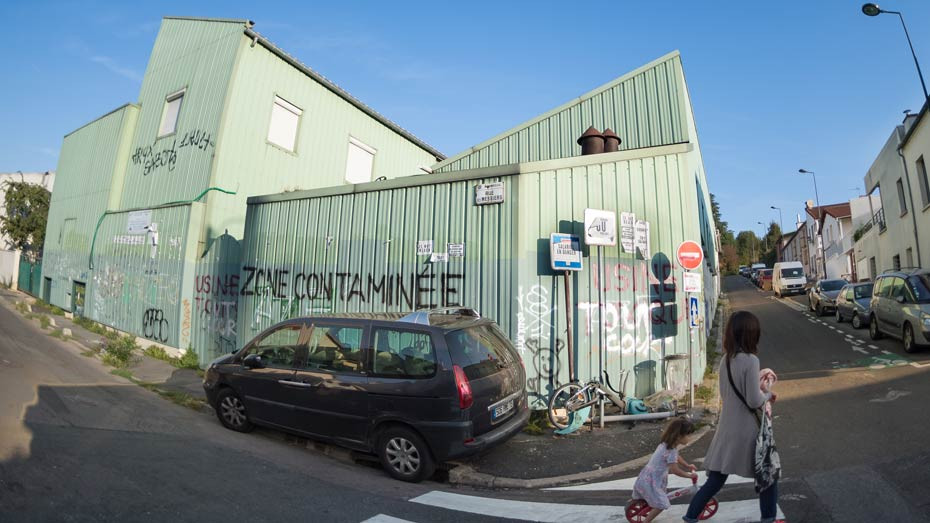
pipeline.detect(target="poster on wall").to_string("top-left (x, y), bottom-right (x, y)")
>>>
top-left (634, 220), bottom-right (650, 259)
top-left (127, 209), bottom-right (152, 234)
top-left (620, 212), bottom-right (636, 253)
top-left (430, 252), bottom-right (448, 263)
top-left (448, 243), bottom-right (464, 257)
top-left (583, 208), bottom-right (617, 246)
top-left (417, 240), bottom-right (433, 255)
top-left (683, 272), bottom-right (703, 293)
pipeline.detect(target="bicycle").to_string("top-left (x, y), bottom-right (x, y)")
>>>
top-left (624, 476), bottom-right (718, 522)
top-left (547, 370), bottom-right (630, 429)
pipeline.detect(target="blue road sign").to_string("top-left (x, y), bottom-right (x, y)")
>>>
top-left (550, 233), bottom-right (583, 271)
top-left (689, 296), bottom-right (700, 329)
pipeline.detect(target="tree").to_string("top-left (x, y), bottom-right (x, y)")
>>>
top-left (710, 193), bottom-right (728, 233)
top-left (721, 244), bottom-right (740, 274)
top-left (0, 180), bottom-right (51, 261)
top-left (735, 230), bottom-right (761, 264)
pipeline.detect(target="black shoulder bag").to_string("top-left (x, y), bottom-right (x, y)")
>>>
top-left (726, 355), bottom-right (781, 493)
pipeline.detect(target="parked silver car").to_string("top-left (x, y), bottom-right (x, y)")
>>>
top-left (808, 279), bottom-right (847, 317)
top-left (835, 282), bottom-right (873, 329)
top-left (869, 269), bottom-right (930, 353)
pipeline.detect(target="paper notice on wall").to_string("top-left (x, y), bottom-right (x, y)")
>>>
top-left (430, 252), bottom-right (448, 263)
top-left (683, 272), bottom-right (703, 293)
top-left (113, 235), bottom-right (145, 245)
top-left (127, 210), bottom-right (152, 234)
top-left (621, 212), bottom-right (636, 253)
top-left (417, 240), bottom-right (433, 255)
top-left (634, 219), bottom-right (650, 259)
top-left (448, 243), bottom-right (464, 257)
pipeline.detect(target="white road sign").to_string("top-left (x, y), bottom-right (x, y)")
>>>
top-left (584, 209), bottom-right (617, 246)
top-left (430, 252), bottom-right (448, 263)
top-left (475, 182), bottom-right (505, 205)
top-left (683, 272), bottom-right (703, 293)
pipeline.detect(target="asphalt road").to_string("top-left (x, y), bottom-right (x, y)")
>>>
top-left (4, 276), bottom-right (930, 522)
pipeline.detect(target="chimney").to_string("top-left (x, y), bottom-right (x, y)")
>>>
top-left (577, 126), bottom-right (605, 155)
top-left (602, 128), bottom-right (621, 152)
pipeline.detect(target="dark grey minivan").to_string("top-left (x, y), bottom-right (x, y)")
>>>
top-left (203, 309), bottom-right (528, 482)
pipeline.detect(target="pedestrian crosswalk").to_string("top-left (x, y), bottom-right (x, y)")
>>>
top-left (363, 471), bottom-right (785, 522)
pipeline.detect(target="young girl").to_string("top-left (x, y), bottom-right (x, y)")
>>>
top-left (632, 417), bottom-right (698, 522)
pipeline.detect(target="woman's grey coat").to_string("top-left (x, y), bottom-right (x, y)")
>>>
top-left (703, 352), bottom-right (771, 477)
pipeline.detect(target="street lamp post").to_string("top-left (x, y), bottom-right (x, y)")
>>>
top-left (799, 168), bottom-right (828, 279)
top-left (770, 206), bottom-right (784, 232)
top-left (862, 3), bottom-right (929, 102)
top-left (757, 222), bottom-right (769, 252)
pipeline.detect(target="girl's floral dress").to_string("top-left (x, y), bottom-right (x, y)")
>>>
top-left (632, 443), bottom-right (678, 509)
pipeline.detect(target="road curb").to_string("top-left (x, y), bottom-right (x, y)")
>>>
top-left (447, 425), bottom-right (712, 489)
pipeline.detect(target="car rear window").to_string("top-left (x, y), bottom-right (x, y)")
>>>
top-left (821, 280), bottom-right (846, 292)
top-left (909, 275), bottom-right (930, 303)
top-left (446, 325), bottom-right (519, 380)
top-left (854, 285), bottom-right (873, 300)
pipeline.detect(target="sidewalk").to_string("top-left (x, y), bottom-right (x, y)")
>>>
top-left (0, 289), bottom-right (205, 402)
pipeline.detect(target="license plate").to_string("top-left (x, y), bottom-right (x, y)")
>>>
top-left (492, 399), bottom-right (515, 420)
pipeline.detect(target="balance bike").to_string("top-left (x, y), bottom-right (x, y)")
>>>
top-left (625, 476), bottom-right (718, 522)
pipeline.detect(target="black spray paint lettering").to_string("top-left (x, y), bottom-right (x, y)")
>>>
top-left (142, 308), bottom-right (169, 343)
top-left (178, 129), bottom-right (215, 150)
top-left (242, 266), bottom-right (463, 308)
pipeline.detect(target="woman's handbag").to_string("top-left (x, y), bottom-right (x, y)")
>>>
top-left (726, 357), bottom-right (781, 493)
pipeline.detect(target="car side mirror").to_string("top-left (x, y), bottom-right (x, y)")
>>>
top-left (243, 354), bottom-right (265, 369)
top-left (896, 295), bottom-right (906, 304)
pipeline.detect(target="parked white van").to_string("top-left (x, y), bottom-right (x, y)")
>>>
top-left (773, 261), bottom-right (807, 297)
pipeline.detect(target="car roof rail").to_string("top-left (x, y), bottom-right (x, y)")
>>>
top-left (398, 307), bottom-right (481, 326)
top-left (881, 267), bottom-right (922, 275)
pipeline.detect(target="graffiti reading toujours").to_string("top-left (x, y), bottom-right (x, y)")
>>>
top-left (239, 266), bottom-right (464, 309)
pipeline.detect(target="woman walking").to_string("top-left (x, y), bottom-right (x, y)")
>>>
top-left (682, 311), bottom-right (780, 523)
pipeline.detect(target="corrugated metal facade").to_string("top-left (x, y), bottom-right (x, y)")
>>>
top-left (432, 52), bottom-right (688, 173)
top-left (236, 174), bottom-right (517, 343)
top-left (120, 18), bottom-right (242, 208)
top-left (43, 104), bottom-right (139, 310)
top-left (86, 205), bottom-right (193, 347)
top-left (240, 143), bottom-right (713, 406)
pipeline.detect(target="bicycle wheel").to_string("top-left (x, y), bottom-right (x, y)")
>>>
top-left (624, 499), bottom-right (651, 522)
top-left (547, 382), bottom-right (588, 429)
top-left (698, 497), bottom-right (718, 520)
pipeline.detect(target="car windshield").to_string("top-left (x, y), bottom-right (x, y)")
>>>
top-left (908, 275), bottom-right (930, 304)
top-left (854, 285), bottom-right (873, 300)
top-left (781, 268), bottom-right (803, 278)
top-left (821, 280), bottom-right (846, 292)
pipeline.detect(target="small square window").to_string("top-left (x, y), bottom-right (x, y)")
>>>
top-left (345, 137), bottom-right (376, 184)
top-left (267, 95), bottom-right (302, 152)
top-left (158, 89), bottom-right (185, 137)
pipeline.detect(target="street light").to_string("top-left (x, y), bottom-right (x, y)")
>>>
top-left (799, 168), bottom-right (827, 279)
top-left (770, 205), bottom-right (784, 232)
top-left (861, 3), bottom-right (929, 102)
top-left (757, 222), bottom-right (769, 252)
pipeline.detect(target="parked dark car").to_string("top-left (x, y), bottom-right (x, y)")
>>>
top-left (869, 269), bottom-right (930, 353)
top-left (203, 309), bottom-right (529, 482)
top-left (835, 282), bottom-right (874, 329)
top-left (808, 279), bottom-right (847, 316)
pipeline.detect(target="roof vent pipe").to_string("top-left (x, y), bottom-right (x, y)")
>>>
top-left (577, 126), bottom-right (605, 156)
top-left (602, 128), bottom-right (621, 152)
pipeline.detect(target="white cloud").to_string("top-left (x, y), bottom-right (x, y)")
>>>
top-left (90, 55), bottom-right (143, 83)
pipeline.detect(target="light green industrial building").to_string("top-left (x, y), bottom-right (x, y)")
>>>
top-left (44, 16), bottom-right (718, 403)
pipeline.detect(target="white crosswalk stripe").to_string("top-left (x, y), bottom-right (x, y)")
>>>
top-left (361, 515), bottom-right (415, 523)
top-left (410, 490), bottom-right (786, 523)
top-left (544, 471), bottom-right (753, 491)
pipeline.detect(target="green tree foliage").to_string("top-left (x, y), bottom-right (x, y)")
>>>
top-left (0, 180), bottom-right (51, 261)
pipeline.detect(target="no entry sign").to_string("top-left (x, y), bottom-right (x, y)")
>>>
top-left (677, 240), bottom-right (704, 270)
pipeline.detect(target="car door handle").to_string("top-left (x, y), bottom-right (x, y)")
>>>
top-left (278, 380), bottom-right (318, 388)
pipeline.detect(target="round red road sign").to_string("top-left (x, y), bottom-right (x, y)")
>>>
top-left (677, 240), bottom-right (704, 270)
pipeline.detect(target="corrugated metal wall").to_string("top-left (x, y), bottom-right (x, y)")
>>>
top-left (433, 52), bottom-right (688, 173)
top-left (86, 205), bottom-right (192, 347)
top-left (43, 105), bottom-right (138, 311)
top-left (120, 18), bottom-right (242, 208)
top-left (236, 175), bottom-right (518, 347)
top-left (239, 144), bottom-right (709, 407)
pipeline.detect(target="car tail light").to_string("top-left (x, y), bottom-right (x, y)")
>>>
top-left (453, 365), bottom-right (473, 409)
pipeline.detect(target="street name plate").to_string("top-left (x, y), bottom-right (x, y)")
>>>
top-left (475, 182), bottom-right (505, 205)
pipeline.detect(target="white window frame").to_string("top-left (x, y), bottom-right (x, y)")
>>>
top-left (158, 88), bottom-right (186, 138)
top-left (267, 95), bottom-right (303, 153)
top-left (344, 136), bottom-right (377, 184)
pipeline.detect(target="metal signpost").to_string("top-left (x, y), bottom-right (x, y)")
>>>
top-left (550, 233), bottom-right (582, 383)
top-left (584, 209), bottom-right (617, 427)
top-left (677, 240), bottom-right (704, 412)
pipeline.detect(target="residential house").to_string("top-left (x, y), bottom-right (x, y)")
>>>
top-left (819, 203), bottom-right (852, 280)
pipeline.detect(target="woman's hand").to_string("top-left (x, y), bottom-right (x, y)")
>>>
top-left (688, 464), bottom-right (697, 472)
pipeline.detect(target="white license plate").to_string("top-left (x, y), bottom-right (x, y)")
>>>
top-left (492, 399), bottom-right (515, 420)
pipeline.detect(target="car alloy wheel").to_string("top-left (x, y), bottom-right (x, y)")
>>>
top-left (215, 388), bottom-right (254, 433)
top-left (869, 317), bottom-right (883, 340)
top-left (836, 309), bottom-right (843, 323)
top-left (386, 437), bottom-right (420, 476)
top-left (904, 324), bottom-right (917, 353)
top-left (377, 426), bottom-right (435, 482)
top-left (852, 313), bottom-right (862, 329)
top-left (816, 303), bottom-right (823, 317)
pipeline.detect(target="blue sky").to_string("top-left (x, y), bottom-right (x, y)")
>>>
top-left (2, 1), bottom-right (929, 234)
